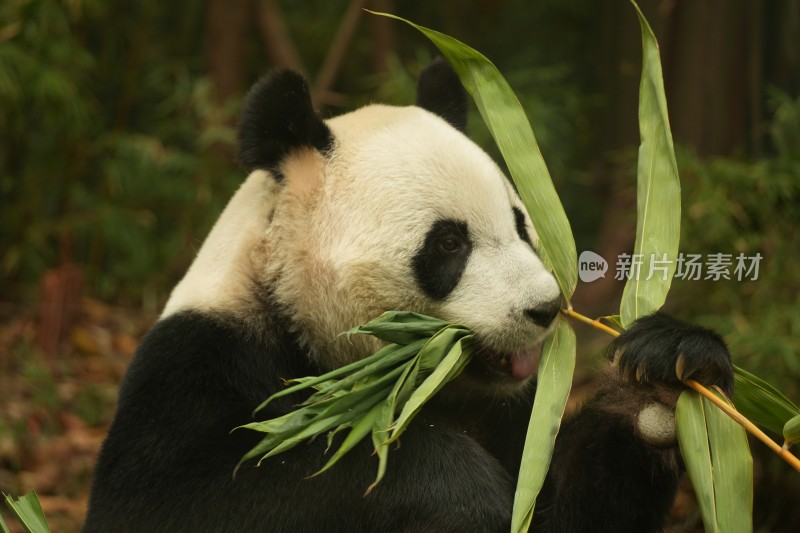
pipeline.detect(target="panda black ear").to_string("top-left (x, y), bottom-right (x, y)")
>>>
top-left (416, 57), bottom-right (468, 133)
top-left (237, 70), bottom-right (333, 181)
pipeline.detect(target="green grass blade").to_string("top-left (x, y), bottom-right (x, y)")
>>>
top-left (733, 365), bottom-right (800, 436)
top-left (511, 319), bottom-right (576, 532)
top-left (0, 512), bottom-right (10, 533)
top-left (3, 492), bottom-right (52, 533)
top-left (676, 391), bottom-right (719, 533)
top-left (369, 11), bottom-right (577, 300)
top-left (620, 0), bottom-right (681, 327)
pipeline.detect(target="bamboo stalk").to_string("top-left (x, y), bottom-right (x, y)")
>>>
top-left (561, 308), bottom-right (800, 472)
top-left (561, 308), bottom-right (621, 338)
top-left (685, 379), bottom-right (800, 472)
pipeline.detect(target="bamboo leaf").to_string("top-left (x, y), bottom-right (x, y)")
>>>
top-left (676, 390), bottom-right (753, 533)
top-left (344, 311), bottom-right (451, 345)
top-left (314, 403), bottom-right (384, 476)
top-left (3, 492), bottom-right (52, 533)
top-left (389, 331), bottom-right (473, 440)
top-left (705, 391), bottom-right (753, 533)
top-left (620, 0), bottom-right (681, 327)
top-left (676, 392), bottom-right (719, 533)
top-left (511, 319), bottom-right (576, 532)
top-left (251, 342), bottom-right (402, 414)
top-left (733, 365), bottom-right (800, 436)
top-left (239, 313), bottom-right (476, 488)
top-left (369, 11), bottom-right (577, 300)
top-left (784, 415), bottom-right (800, 447)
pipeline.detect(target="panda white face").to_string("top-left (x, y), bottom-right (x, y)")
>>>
top-left (163, 63), bottom-right (561, 396)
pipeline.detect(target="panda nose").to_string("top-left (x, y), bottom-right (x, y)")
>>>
top-left (524, 299), bottom-right (561, 328)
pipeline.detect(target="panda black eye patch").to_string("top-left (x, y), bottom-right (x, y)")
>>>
top-left (512, 206), bottom-right (534, 247)
top-left (412, 219), bottom-right (472, 300)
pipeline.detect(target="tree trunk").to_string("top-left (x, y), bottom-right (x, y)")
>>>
top-left (206, 0), bottom-right (251, 104)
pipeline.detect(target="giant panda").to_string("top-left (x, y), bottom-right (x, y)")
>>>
top-left (84, 59), bottom-right (733, 532)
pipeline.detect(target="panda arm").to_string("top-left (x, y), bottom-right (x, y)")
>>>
top-left (86, 310), bottom-right (517, 532)
top-left (529, 380), bottom-right (683, 532)
top-left (472, 313), bottom-right (732, 532)
top-left (530, 313), bottom-right (733, 533)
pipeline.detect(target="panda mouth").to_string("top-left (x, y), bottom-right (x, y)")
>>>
top-left (470, 345), bottom-right (541, 381)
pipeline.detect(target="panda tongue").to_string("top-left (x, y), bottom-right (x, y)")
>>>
top-left (509, 352), bottom-right (535, 380)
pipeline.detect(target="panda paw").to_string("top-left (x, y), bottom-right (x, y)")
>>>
top-left (607, 312), bottom-right (734, 395)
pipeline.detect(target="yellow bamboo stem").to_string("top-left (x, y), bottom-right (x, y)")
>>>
top-left (561, 308), bottom-right (621, 338)
top-left (561, 308), bottom-right (800, 472)
top-left (685, 379), bottom-right (800, 472)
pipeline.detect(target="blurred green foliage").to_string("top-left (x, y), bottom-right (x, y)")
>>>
top-left (1, 0), bottom-right (798, 401)
top-left (0, 0), bottom-right (241, 306)
top-left (1, 0), bottom-right (595, 307)
top-left (672, 91), bottom-right (800, 399)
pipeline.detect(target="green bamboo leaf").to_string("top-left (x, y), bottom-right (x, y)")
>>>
top-left (511, 319), bottom-right (576, 532)
top-left (369, 11), bottom-right (577, 300)
top-left (239, 380), bottom-right (397, 467)
top-left (705, 392), bottom-right (753, 533)
top-left (314, 403), bottom-right (384, 476)
top-left (367, 395), bottom-right (398, 494)
top-left (784, 415), bottom-right (800, 447)
top-left (305, 340), bottom-right (426, 403)
top-left (677, 390), bottom-right (753, 533)
top-left (259, 414), bottom-right (353, 465)
top-left (620, 0), bottom-right (681, 327)
top-left (344, 311), bottom-right (451, 345)
top-left (388, 331), bottom-right (474, 440)
top-left (253, 340), bottom-right (418, 416)
top-left (733, 365), bottom-right (800, 436)
top-left (676, 392), bottom-right (719, 532)
top-left (3, 492), bottom-right (51, 533)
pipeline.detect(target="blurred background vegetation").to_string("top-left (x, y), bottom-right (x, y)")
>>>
top-left (1, 0), bottom-right (798, 531)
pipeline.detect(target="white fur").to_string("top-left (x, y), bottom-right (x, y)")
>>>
top-left (162, 170), bottom-right (279, 318)
top-left (164, 103), bottom-right (560, 370)
top-left (636, 403), bottom-right (676, 446)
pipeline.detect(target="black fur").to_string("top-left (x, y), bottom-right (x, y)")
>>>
top-left (416, 57), bottom-right (469, 132)
top-left (85, 310), bottom-right (515, 532)
top-left (87, 63), bottom-right (738, 531)
top-left (608, 312), bottom-right (734, 394)
top-left (412, 219), bottom-right (473, 300)
top-left (513, 206), bottom-right (533, 247)
top-left (237, 70), bottom-right (333, 180)
top-left (85, 309), bottom-right (733, 532)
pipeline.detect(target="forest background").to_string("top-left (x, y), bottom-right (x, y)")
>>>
top-left (1, 0), bottom-right (799, 531)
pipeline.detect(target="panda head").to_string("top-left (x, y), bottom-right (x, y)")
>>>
top-left (163, 59), bottom-right (561, 396)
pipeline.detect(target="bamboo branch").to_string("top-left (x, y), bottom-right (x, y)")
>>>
top-left (685, 379), bottom-right (800, 472)
top-left (562, 308), bottom-right (800, 472)
top-left (561, 308), bottom-right (621, 338)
